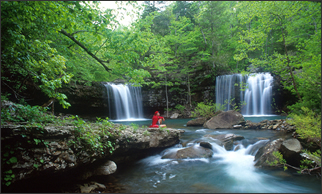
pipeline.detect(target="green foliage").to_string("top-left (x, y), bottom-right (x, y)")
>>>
top-left (2, 149), bottom-right (18, 187)
top-left (191, 101), bottom-right (225, 119)
top-left (286, 107), bottom-right (321, 139)
top-left (1, 102), bottom-right (56, 125)
top-left (268, 151), bottom-right (288, 171)
top-left (118, 124), bottom-right (127, 131)
top-left (224, 98), bottom-right (246, 112)
top-left (3, 170), bottom-right (15, 186)
top-left (67, 115), bottom-right (116, 155)
top-left (130, 123), bottom-right (139, 133)
top-left (234, 1), bottom-right (321, 114)
top-left (298, 150), bottom-right (321, 174)
top-left (175, 104), bottom-right (185, 115)
top-left (143, 130), bottom-right (151, 136)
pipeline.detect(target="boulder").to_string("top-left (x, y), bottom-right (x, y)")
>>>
top-left (80, 160), bottom-right (117, 180)
top-left (204, 133), bottom-right (244, 150)
top-left (79, 182), bottom-right (106, 193)
top-left (233, 125), bottom-right (242, 129)
top-left (199, 142), bottom-right (212, 149)
top-left (162, 145), bottom-right (213, 159)
top-left (246, 139), bottom-right (270, 156)
top-left (254, 138), bottom-right (284, 167)
top-left (203, 110), bottom-right (245, 129)
top-left (187, 117), bottom-right (208, 126)
top-left (170, 113), bottom-right (179, 119)
top-left (279, 138), bottom-right (302, 167)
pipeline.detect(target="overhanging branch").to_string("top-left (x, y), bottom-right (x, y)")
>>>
top-left (59, 29), bottom-right (111, 72)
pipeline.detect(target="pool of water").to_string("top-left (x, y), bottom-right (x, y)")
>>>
top-left (111, 115), bottom-right (287, 126)
top-left (110, 118), bottom-right (321, 193)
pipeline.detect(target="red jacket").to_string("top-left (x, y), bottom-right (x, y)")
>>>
top-left (149, 115), bottom-right (164, 128)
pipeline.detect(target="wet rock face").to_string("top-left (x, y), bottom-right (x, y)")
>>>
top-left (204, 133), bottom-right (245, 150)
top-left (203, 110), bottom-right (245, 129)
top-left (254, 138), bottom-right (285, 167)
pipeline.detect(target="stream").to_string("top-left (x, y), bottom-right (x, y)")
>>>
top-left (111, 118), bottom-right (321, 193)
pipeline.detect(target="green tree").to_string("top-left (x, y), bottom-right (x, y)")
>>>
top-left (234, 1), bottom-right (321, 113)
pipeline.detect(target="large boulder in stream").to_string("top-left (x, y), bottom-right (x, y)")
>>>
top-left (203, 133), bottom-right (245, 150)
top-left (162, 145), bottom-right (213, 159)
top-left (187, 117), bottom-right (208, 126)
top-left (254, 138), bottom-right (284, 167)
top-left (279, 138), bottom-right (302, 167)
top-left (203, 110), bottom-right (246, 129)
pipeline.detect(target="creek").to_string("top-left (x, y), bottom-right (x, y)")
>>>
top-left (111, 118), bottom-right (321, 193)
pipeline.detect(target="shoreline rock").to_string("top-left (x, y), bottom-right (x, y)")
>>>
top-left (187, 117), bottom-right (208, 126)
top-left (1, 123), bottom-right (182, 192)
top-left (203, 110), bottom-right (245, 129)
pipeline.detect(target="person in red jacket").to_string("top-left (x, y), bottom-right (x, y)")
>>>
top-left (149, 111), bottom-right (166, 128)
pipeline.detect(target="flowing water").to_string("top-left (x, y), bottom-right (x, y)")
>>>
top-left (216, 73), bottom-right (274, 116)
top-left (104, 83), bottom-right (145, 120)
top-left (111, 118), bottom-right (321, 193)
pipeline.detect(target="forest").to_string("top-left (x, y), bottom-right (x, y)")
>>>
top-left (1, 1), bottom-right (321, 192)
top-left (1, 1), bottom-right (320, 113)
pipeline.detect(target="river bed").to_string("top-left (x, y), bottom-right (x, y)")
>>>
top-left (110, 118), bottom-right (321, 193)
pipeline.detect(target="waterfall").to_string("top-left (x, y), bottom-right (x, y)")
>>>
top-left (104, 83), bottom-right (144, 120)
top-left (215, 72), bottom-right (273, 116)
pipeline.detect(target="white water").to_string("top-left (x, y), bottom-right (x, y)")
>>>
top-left (113, 119), bottom-right (321, 193)
top-left (216, 72), bottom-right (274, 116)
top-left (104, 83), bottom-right (145, 120)
top-left (121, 141), bottom-right (316, 193)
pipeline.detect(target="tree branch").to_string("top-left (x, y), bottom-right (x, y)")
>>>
top-left (71, 30), bottom-right (103, 36)
top-left (59, 29), bottom-right (111, 71)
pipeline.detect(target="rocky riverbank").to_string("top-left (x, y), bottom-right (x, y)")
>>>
top-left (1, 101), bottom-right (184, 192)
top-left (1, 122), bottom-right (183, 192)
top-left (185, 110), bottom-right (321, 174)
top-left (187, 110), bottom-right (295, 132)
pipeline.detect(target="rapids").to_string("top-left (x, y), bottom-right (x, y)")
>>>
top-left (111, 118), bottom-right (321, 193)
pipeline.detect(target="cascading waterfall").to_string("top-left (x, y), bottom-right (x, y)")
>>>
top-left (215, 72), bottom-right (273, 116)
top-left (104, 83), bottom-right (144, 120)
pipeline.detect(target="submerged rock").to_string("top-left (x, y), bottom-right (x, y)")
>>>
top-left (203, 110), bottom-right (245, 129)
top-left (204, 133), bottom-right (244, 150)
top-left (199, 142), bottom-right (212, 149)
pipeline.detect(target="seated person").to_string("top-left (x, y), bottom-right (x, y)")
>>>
top-left (149, 111), bottom-right (166, 128)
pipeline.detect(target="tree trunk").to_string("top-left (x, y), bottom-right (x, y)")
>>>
top-left (280, 24), bottom-right (302, 101)
top-left (187, 74), bottom-right (192, 108)
top-left (165, 74), bottom-right (169, 118)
